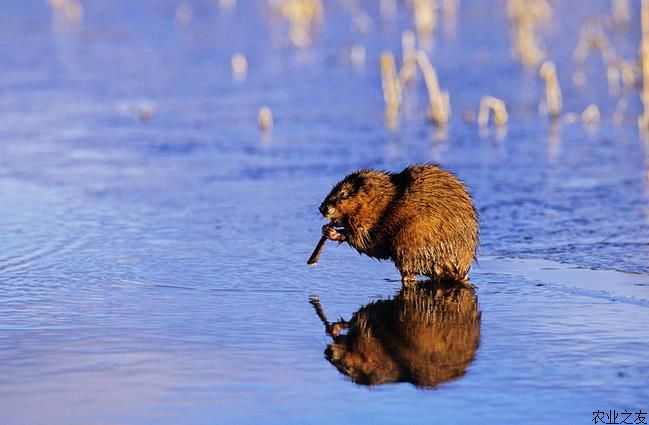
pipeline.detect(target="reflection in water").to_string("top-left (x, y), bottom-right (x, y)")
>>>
top-left (310, 282), bottom-right (481, 388)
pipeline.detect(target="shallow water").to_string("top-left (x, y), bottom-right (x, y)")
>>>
top-left (1, 1), bottom-right (648, 424)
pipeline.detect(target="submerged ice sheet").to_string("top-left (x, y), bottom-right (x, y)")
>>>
top-left (0, 1), bottom-right (648, 424)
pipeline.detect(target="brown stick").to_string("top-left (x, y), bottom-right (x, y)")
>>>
top-left (309, 296), bottom-right (348, 337)
top-left (309, 296), bottom-right (330, 326)
top-left (307, 236), bottom-right (327, 265)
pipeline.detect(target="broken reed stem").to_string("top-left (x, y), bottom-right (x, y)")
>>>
top-left (581, 104), bottom-right (601, 125)
top-left (507, 0), bottom-right (547, 66)
top-left (572, 21), bottom-right (616, 65)
top-left (258, 106), bottom-right (273, 132)
top-left (478, 96), bottom-right (508, 127)
top-left (231, 53), bottom-right (248, 81)
top-left (413, 0), bottom-right (438, 39)
top-left (274, 0), bottom-right (323, 47)
top-left (416, 49), bottom-right (450, 126)
top-left (514, 21), bottom-right (544, 65)
top-left (640, 0), bottom-right (649, 136)
top-left (612, 0), bottom-right (630, 28)
top-left (441, 0), bottom-right (459, 38)
top-left (539, 61), bottom-right (562, 119)
top-left (399, 30), bottom-right (418, 86)
top-left (381, 51), bottom-right (401, 126)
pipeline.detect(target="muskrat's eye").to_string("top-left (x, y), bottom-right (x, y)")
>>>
top-left (339, 190), bottom-right (349, 199)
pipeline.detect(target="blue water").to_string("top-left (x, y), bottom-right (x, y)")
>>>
top-left (0, 1), bottom-right (648, 424)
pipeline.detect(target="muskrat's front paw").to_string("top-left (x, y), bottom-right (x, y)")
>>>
top-left (322, 225), bottom-right (346, 241)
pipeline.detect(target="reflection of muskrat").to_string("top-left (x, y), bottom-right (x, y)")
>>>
top-left (316, 164), bottom-right (478, 283)
top-left (310, 282), bottom-right (481, 387)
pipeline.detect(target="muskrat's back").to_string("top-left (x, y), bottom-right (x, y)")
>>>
top-left (318, 164), bottom-right (478, 283)
top-left (386, 165), bottom-right (478, 282)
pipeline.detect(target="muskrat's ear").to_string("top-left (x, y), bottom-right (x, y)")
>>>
top-left (350, 175), bottom-right (365, 193)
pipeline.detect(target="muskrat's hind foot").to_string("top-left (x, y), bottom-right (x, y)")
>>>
top-left (322, 225), bottom-right (346, 242)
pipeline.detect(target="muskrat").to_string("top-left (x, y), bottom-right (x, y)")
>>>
top-left (315, 164), bottom-right (478, 284)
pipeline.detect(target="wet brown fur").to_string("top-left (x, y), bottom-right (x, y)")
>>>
top-left (319, 164), bottom-right (478, 283)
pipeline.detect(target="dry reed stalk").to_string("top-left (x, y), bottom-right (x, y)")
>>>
top-left (614, 96), bottom-right (629, 125)
top-left (273, 0), bottom-right (323, 47)
top-left (48, 0), bottom-right (83, 23)
top-left (640, 0), bottom-right (649, 136)
top-left (381, 51), bottom-right (401, 126)
top-left (478, 96), bottom-right (509, 128)
top-left (514, 23), bottom-right (544, 65)
top-left (619, 61), bottom-right (638, 89)
top-left (539, 61), bottom-right (562, 119)
top-left (399, 30), bottom-right (418, 86)
top-left (572, 21), bottom-right (616, 65)
top-left (507, 0), bottom-right (548, 66)
top-left (416, 50), bottom-right (450, 126)
top-left (612, 0), bottom-right (630, 28)
top-left (602, 61), bottom-right (636, 95)
top-left (441, 0), bottom-right (458, 38)
top-left (350, 44), bottom-right (366, 70)
top-left (231, 53), bottom-right (248, 80)
top-left (607, 64), bottom-right (621, 96)
top-left (581, 104), bottom-right (601, 125)
top-left (258, 107), bottom-right (273, 132)
top-left (413, 0), bottom-right (438, 39)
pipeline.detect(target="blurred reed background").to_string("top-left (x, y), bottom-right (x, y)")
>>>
top-left (40, 0), bottom-right (649, 141)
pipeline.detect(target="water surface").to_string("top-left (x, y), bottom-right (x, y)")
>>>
top-left (0, 1), bottom-right (648, 424)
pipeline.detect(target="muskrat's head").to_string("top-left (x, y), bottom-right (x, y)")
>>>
top-left (319, 172), bottom-right (365, 226)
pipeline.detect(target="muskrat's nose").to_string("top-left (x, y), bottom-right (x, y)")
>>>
top-left (319, 204), bottom-right (327, 216)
